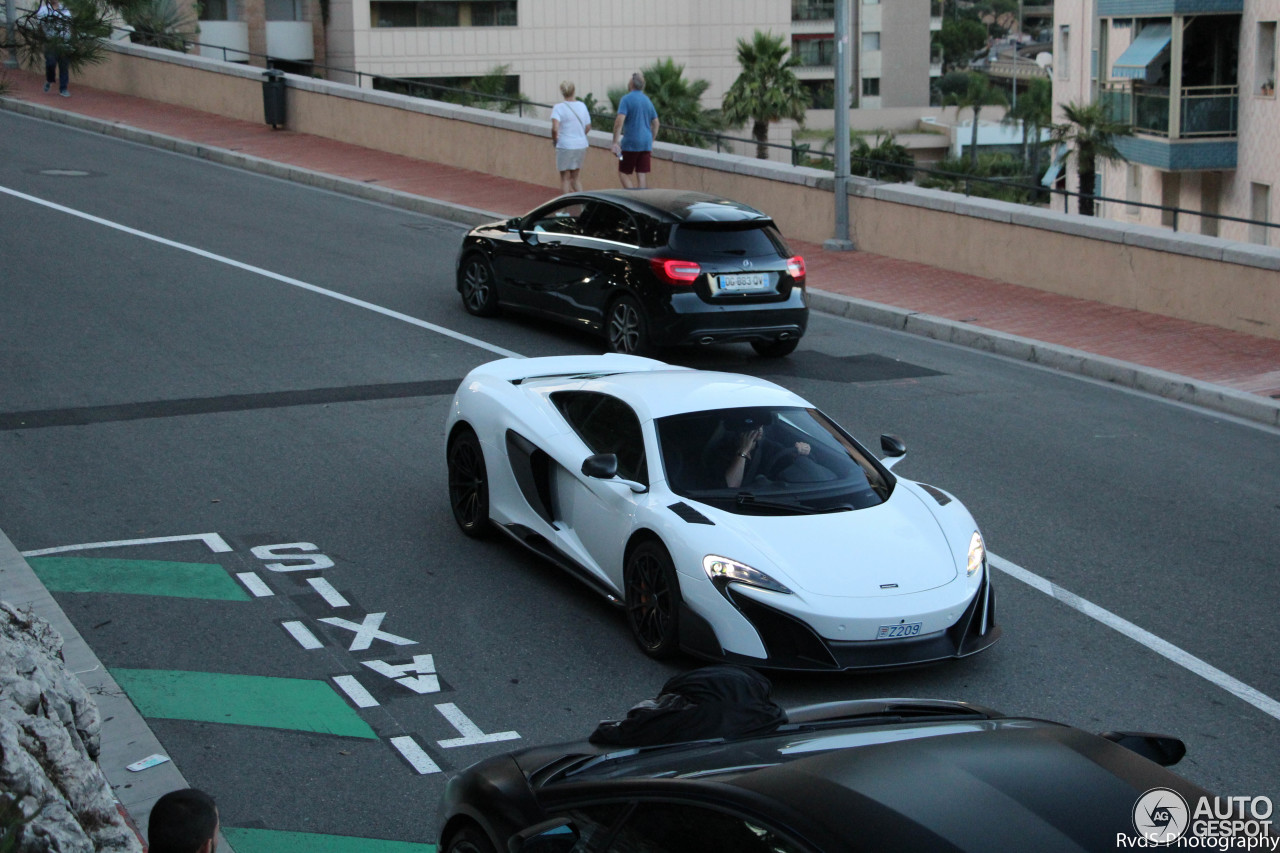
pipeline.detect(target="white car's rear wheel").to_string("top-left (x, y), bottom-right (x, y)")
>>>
top-left (625, 540), bottom-right (681, 658)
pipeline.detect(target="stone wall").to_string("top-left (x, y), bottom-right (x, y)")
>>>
top-left (0, 602), bottom-right (144, 853)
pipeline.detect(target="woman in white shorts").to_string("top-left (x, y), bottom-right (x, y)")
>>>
top-left (551, 80), bottom-right (592, 194)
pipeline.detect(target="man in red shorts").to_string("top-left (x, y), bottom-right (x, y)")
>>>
top-left (611, 72), bottom-right (661, 189)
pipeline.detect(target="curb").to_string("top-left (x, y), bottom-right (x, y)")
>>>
top-left (4, 94), bottom-right (1278, 430)
top-left (0, 529), bottom-right (236, 853)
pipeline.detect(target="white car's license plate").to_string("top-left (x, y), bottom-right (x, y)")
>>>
top-left (716, 273), bottom-right (769, 293)
top-left (876, 622), bottom-right (922, 640)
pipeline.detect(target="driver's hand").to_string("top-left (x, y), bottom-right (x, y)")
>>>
top-left (794, 442), bottom-right (810, 455)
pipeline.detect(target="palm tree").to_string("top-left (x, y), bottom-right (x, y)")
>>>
top-left (944, 71), bottom-right (1008, 169)
top-left (1053, 100), bottom-right (1132, 216)
top-left (721, 31), bottom-right (810, 160)
top-left (1002, 76), bottom-right (1052, 180)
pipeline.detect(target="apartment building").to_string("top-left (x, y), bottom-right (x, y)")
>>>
top-left (1053, 0), bottom-right (1278, 244)
top-left (192, 0), bottom-right (942, 152)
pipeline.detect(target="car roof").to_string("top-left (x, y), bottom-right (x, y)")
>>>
top-left (540, 718), bottom-right (1215, 853)
top-left (570, 368), bottom-right (810, 422)
top-left (568, 190), bottom-right (772, 225)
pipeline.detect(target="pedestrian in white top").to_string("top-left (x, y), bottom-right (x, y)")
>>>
top-left (550, 80), bottom-right (592, 194)
top-left (36, 0), bottom-right (73, 97)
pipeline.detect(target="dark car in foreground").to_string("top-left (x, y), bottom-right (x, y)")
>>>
top-left (455, 190), bottom-right (809, 357)
top-left (438, 698), bottom-right (1217, 853)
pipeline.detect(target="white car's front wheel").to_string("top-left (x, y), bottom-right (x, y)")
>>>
top-left (625, 540), bottom-right (681, 658)
top-left (447, 428), bottom-right (490, 538)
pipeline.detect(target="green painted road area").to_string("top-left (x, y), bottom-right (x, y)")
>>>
top-left (28, 557), bottom-right (250, 600)
top-left (110, 669), bottom-right (379, 739)
top-left (224, 827), bottom-right (436, 852)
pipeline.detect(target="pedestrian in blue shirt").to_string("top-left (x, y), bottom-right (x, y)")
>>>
top-left (611, 72), bottom-right (660, 189)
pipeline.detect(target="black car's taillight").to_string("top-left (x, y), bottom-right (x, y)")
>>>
top-left (787, 255), bottom-right (806, 287)
top-left (650, 258), bottom-right (701, 286)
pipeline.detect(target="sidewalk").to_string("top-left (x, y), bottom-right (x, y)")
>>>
top-left (3, 68), bottom-right (1278, 427)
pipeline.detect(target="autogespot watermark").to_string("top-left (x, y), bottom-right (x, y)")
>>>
top-left (1118, 789), bottom-right (1277, 850)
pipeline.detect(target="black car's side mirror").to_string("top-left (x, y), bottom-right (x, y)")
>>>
top-left (511, 818), bottom-right (579, 853)
top-left (582, 453), bottom-right (618, 479)
top-left (880, 434), bottom-right (906, 457)
top-left (1101, 731), bottom-right (1187, 766)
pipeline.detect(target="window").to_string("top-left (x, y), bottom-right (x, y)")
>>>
top-left (1161, 172), bottom-right (1180, 227)
top-left (1126, 164), bottom-right (1141, 214)
top-left (792, 35), bottom-right (835, 67)
top-left (862, 77), bottom-right (880, 97)
top-left (1250, 183), bottom-right (1272, 246)
top-left (802, 79), bottom-right (834, 109)
top-left (200, 0), bottom-right (233, 20)
top-left (861, 31), bottom-right (880, 52)
top-left (524, 200), bottom-right (588, 235)
top-left (369, 0), bottom-right (515, 28)
top-left (1258, 22), bottom-right (1276, 95)
top-left (582, 203), bottom-right (639, 246)
top-left (551, 393), bottom-right (647, 484)
top-left (1059, 25), bottom-right (1070, 79)
top-left (790, 0), bottom-right (833, 21)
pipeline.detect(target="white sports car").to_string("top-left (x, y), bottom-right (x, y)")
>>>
top-left (445, 354), bottom-right (1000, 671)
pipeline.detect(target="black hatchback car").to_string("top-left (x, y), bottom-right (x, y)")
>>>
top-left (455, 190), bottom-right (809, 357)
top-left (437, 698), bottom-right (1218, 853)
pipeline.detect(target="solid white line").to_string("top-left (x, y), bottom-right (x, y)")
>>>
top-left (333, 674), bottom-right (380, 708)
top-left (389, 736), bottom-right (441, 774)
top-left (21, 532), bottom-right (233, 557)
top-left (990, 554), bottom-right (1280, 721)
top-left (307, 576), bottom-right (350, 608)
top-left (281, 620), bottom-right (323, 650)
top-left (0, 185), bottom-right (522, 360)
top-left (236, 572), bottom-right (274, 597)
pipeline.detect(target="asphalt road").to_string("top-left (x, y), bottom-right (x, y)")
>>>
top-left (2, 110), bottom-right (1277, 846)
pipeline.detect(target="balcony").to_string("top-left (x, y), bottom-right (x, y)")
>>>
top-left (197, 20), bottom-right (249, 62)
top-left (1100, 83), bottom-right (1238, 170)
top-left (266, 20), bottom-right (313, 61)
top-left (792, 0), bottom-right (834, 22)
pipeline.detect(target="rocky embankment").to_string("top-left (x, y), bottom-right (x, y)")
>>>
top-left (1, 601), bottom-right (143, 852)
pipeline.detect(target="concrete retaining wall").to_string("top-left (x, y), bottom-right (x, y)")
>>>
top-left (73, 43), bottom-right (1280, 340)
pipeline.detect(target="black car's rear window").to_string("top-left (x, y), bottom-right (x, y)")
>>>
top-left (669, 223), bottom-right (789, 257)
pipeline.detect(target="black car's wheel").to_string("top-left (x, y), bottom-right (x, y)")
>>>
top-left (625, 540), bottom-right (681, 658)
top-left (443, 825), bottom-right (496, 853)
top-left (607, 295), bottom-right (650, 355)
top-left (447, 428), bottom-right (490, 538)
top-left (751, 337), bottom-right (800, 358)
top-left (458, 254), bottom-right (501, 317)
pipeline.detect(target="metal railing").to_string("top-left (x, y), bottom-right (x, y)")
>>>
top-left (129, 33), bottom-right (1279, 239)
top-left (1100, 82), bottom-right (1238, 138)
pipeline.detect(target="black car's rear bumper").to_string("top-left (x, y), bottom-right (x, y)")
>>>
top-left (646, 290), bottom-right (809, 347)
top-left (679, 573), bottom-right (1001, 672)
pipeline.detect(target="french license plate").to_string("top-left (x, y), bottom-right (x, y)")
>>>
top-left (876, 622), bottom-right (922, 640)
top-left (716, 273), bottom-right (769, 293)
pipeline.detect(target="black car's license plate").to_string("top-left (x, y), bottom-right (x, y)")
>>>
top-left (716, 273), bottom-right (770, 293)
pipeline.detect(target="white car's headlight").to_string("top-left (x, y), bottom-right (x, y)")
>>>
top-left (703, 555), bottom-right (792, 594)
top-left (966, 531), bottom-right (986, 577)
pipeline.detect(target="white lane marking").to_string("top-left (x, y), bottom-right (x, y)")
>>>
top-left (318, 612), bottom-right (416, 651)
top-left (389, 736), bottom-right (441, 774)
top-left (251, 543), bottom-right (335, 572)
top-left (333, 674), bottom-right (380, 708)
top-left (0, 185), bottom-right (522, 359)
top-left (21, 532), bottom-right (234, 557)
top-left (991, 554), bottom-right (1280, 721)
top-left (282, 620), bottom-right (323, 650)
top-left (236, 572), bottom-right (274, 597)
top-left (434, 702), bottom-right (520, 747)
top-left (307, 577), bottom-right (350, 608)
top-left (364, 655), bottom-right (440, 694)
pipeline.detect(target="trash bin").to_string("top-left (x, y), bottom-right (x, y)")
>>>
top-left (262, 69), bottom-right (286, 129)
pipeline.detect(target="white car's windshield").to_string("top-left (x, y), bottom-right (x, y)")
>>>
top-left (655, 407), bottom-right (892, 514)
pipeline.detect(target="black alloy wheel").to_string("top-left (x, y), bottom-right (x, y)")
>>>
top-left (459, 254), bottom-right (500, 317)
top-left (447, 429), bottom-right (490, 538)
top-left (751, 338), bottom-right (800, 358)
top-left (624, 540), bottom-right (681, 658)
top-left (606, 295), bottom-right (650, 355)
top-left (443, 825), bottom-right (497, 853)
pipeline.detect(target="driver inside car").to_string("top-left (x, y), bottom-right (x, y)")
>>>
top-left (713, 412), bottom-right (814, 489)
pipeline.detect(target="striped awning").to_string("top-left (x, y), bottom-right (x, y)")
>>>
top-left (1113, 23), bottom-right (1172, 79)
